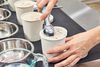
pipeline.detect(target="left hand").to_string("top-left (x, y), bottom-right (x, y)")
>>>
top-left (47, 31), bottom-right (99, 67)
top-left (37, 0), bottom-right (58, 20)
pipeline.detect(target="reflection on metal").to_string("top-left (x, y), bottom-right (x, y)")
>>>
top-left (0, 21), bottom-right (18, 39)
top-left (70, 7), bottom-right (91, 19)
top-left (82, 0), bottom-right (100, 4)
top-left (57, 0), bottom-right (100, 30)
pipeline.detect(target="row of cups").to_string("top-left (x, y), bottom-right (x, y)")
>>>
top-left (0, 0), bottom-right (68, 58)
top-left (0, 20), bottom-right (49, 66)
top-left (0, 21), bottom-right (67, 67)
top-left (0, 0), bottom-right (68, 67)
top-left (0, 0), bottom-right (49, 66)
top-left (0, 0), bottom-right (68, 60)
top-left (0, 0), bottom-right (37, 12)
top-left (0, 21), bottom-right (68, 58)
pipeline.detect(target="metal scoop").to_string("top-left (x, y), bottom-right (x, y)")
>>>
top-left (42, 7), bottom-right (54, 36)
top-left (43, 16), bottom-right (54, 36)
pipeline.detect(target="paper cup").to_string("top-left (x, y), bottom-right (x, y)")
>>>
top-left (8, 0), bottom-right (32, 11)
top-left (8, 0), bottom-right (17, 11)
top-left (40, 26), bottom-right (67, 58)
top-left (21, 12), bottom-right (44, 42)
top-left (14, 0), bottom-right (34, 25)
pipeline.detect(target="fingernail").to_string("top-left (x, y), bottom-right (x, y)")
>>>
top-left (40, 16), bottom-right (43, 20)
top-left (46, 49), bottom-right (52, 53)
top-left (47, 50), bottom-right (50, 53)
top-left (55, 64), bottom-right (57, 67)
top-left (48, 58), bottom-right (53, 62)
top-left (67, 65), bottom-right (72, 67)
top-left (40, 15), bottom-right (45, 20)
top-left (55, 64), bottom-right (60, 67)
top-left (48, 59), bottom-right (52, 62)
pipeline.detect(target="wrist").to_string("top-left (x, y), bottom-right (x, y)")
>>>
top-left (87, 26), bottom-right (100, 44)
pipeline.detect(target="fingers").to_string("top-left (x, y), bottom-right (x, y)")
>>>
top-left (37, 0), bottom-right (49, 12)
top-left (55, 55), bottom-right (78, 67)
top-left (68, 57), bottom-right (81, 67)
top-left (40, 0), bottom-right (57, 20)
top-left (48, 50), bottom-right (73, 62)
top-left (37, 0), bottom-right (41, 4)
top-left (48, 47), bottom-right (78, 63)
top-left (40, 12), bottom-right (49, 20)
top-left (65, 36), bottom-right (73, 42)
top-left (47, 44), bottom-right (70, 54)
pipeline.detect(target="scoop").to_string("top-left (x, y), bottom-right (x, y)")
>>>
top-left (42, 7), bottom-right (54, 36)
top-left (43, 17), bottom-right (54, 36)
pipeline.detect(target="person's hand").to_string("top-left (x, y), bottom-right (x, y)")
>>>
top-left (37, 0), bottom-right (58, 20)
top-left (47, 27), bottom-right (100, 67)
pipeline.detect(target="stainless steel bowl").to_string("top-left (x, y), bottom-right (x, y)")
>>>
top-left (0, 38), bottom-right (34, 63)
top-left (0, 8), bottom-right (11, 20)
top-left (0, 38), bottom-right (34, 52)
top-left (0, 21), bottom-right (18, 39)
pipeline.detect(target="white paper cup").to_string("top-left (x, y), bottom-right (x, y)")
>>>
top-left (8, 0), bottom-right (32, 11)
top-left (14, 0), bottom-right (34, 25)
top-left (8, 0), bottom-right (17, 11)
top-left (21, 12), bottom-right (44, 42)
top-left (40, 26), bottom-right (68, 58)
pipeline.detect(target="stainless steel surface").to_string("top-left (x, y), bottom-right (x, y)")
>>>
top-left (82, 0), bottom-right (100, 4)
top-left (57, 0), bottom-right (100, 30)
top-left (0, 8), bottom-right (11, 20)
top-left (0, 38), bottom-right (34, 65)
top-left (0, 21), bottom-right (18, 39)
top-left (84, 2), bottom-right (100, 13)
top-left (0, 38), bottom-right (34, 52)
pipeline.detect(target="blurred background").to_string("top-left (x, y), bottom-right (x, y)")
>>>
top-left (57, 0), bottom-right (100, 30)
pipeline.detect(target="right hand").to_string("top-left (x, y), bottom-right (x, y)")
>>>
top-left (47, 26), bottom-right (100, 67)
top-left (37, 0), bottom-right (58, 20)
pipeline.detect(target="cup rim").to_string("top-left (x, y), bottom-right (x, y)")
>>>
top-left (14, 0), bottom-right (34, 8)
top-left (21, 12), bottom-right (43, 22)
top-left (40, 26), bottom-right (68, 41)
top-left (0, 21), bottom-right (19, 39)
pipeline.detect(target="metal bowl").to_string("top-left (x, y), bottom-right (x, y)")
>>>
top-left (0, 8), bottom-right (11, 20)
top-left (0, 38), bottom-right (34, 52)
top-left (0, 21), bottom-right (18, 39)
top-left (0, 38), bottom-right (34, 63)
top-left (0, 48), bottom-right (33, 63)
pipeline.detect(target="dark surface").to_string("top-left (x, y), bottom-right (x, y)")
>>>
top-left (2, 6), bottom-right (100, 67)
